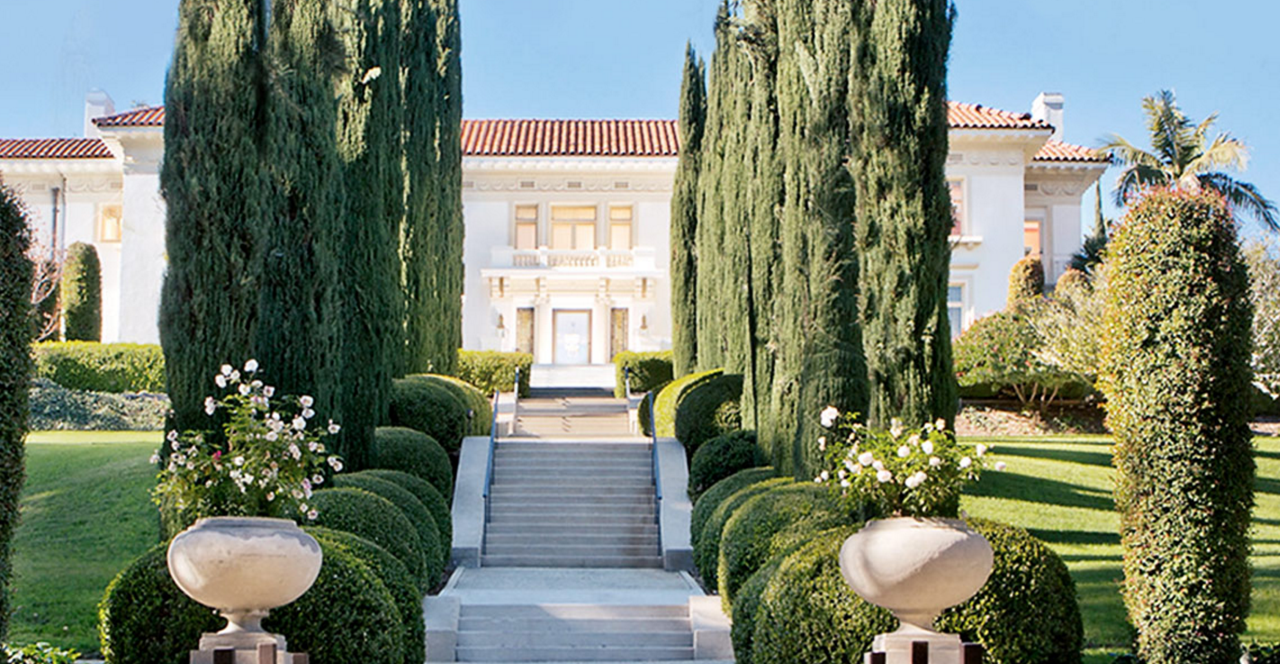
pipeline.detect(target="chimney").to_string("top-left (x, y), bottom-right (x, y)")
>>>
top-left (1031, 92), bottom-right (1064, 142)
top-left (84, 90), bottom-right (115, 138)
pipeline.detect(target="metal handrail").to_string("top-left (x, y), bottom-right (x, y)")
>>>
top-left (509, 366), bottom-right (521, 436)
top-left (482, 389), bottom-right (501, 525)
top-left (624, 366), bottom-right (631, 397)
top-left (648, 390), bottom-right (661, 501)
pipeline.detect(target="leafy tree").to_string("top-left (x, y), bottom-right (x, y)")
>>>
top-left (953, 310), bottom-right (1072, 413)
top-left (1006, 255), bottom-right (1044, 310)
top-left (61, 242), bottom-right (101, 342)
top-left (1245, 239), bottom-right (1280, 401)
top-left (1070, 181), bottom-right (1110, 275)
top-left (1099, 90), bottom-right (1277, 231)
top-left (671, 44), bottom-right (705, 378)
top-left (1030, 265), bottom-right (1107, 389)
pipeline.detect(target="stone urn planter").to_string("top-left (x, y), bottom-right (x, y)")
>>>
top-left (839, 517), bottom-right (993, 664)
top-left (167, 516), bottom-right (323, 652)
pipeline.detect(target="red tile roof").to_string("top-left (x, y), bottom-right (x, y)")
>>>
top-left (1033, 140), bottom-right (1107, 163)
top-left (94, 106), bottom-right (165, 128)
top-left (0, 138), bottom-right (113, 160)
top-left (460, 119), bottom-right (681, 157)
top-left (947, 101), bottom-right (1050, 130)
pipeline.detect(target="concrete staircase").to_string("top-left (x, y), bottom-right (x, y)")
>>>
top-left (483, 442), bottom-right (662, 568)
top-left (455, 604), bottom-right (694, 662)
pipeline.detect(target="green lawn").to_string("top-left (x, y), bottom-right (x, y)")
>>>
top-left (962, 434), bottom-right (1280, 663)
top-left (10, 431), bottom-right (161, 655)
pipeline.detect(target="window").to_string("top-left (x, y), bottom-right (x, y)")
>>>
top-left (98, 204), bottom-right (123, 243)
top-left (514, 205), bottom-right (538, 249)
top-left (947, 285), bottom-right (964, 338)
top-left (551, 205), bottom-right (597, 250)
top-left (1023, 220), bottom-right (1041, 257)
top-left (609, 206), bottom-right (633, 250)
top-left (947, 180), bottom-right (964, 236)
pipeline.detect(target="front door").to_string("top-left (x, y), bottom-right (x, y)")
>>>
top-left (553, 310), bottom-right (592, 364)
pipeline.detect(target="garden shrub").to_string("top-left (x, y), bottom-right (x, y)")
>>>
top-left (3, 642), bottom-right (80, 663)
top-left (749, 525), bottom-right (895, 664)
top-left (654, 368), bottom-right (721, 437)
top-left (937, 518), bottom-right (1083, 664)
top-left (307, 488), bottom-right (430, 591)
top-left (97, 543), bottom-right (221, 664)
top-left (952, 311), bottom-right (1079, 410)
top-left (33, 342), bottom-right (166, 393)
top-left (675, 373), bottom-right (743, 456)
top-left (414, 374), bottom-right (491, 436)
top-left (369, 427), bottom-right (453, 502)
top-left (717, 482), bottom-right (849, 606)
top-left (688, 431), bottom-right (766, 502)
top-left (731, 554), bottom-right (786, 664)
top-left (613, 350), bottom-right (674, 397)
top-left (389, 376), bottom-right (468, 453)
top-left (693, 477), bottom-right (791, 589)
top-left (455, 350), bottom-right (531, 397)
top-left (1248, 643), bottom-right (1280, 664)
top-left (637, 381), bottom-right (668, 436)
top-left (1007, 254), bottom-right (1044, 309)
top-left (361, 469), bottom-right (451, 563)
top-left (61, 242), bottom-right (101, 342)
top-left (1100, 189), bottom-right (1254, 664)
top-left (1246, 239), bottom-right (1280, 402)
top-left (305, 527), bottom-right (423, 664)
top-left (330, 474), bottom-right (443, 577)
top-left (28, 378), bottom-right (168, 431)
top-left (690, 466), bottom-right (775, 550)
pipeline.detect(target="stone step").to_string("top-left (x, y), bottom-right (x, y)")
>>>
top-left (456, 646), bottom-right (694, 662)
top-left (487, 494), bottom-right (654, 506)
top-left (492, 470), bottom-right (654, 482)
top-left (487, 514), bottom-right (656, 527)
top-left (484, 543), bottom-right (660, 558)
top-left (487, 486), bottom-right (655, 498)
top-left (488, 503), bottom-right (656, 518)
top-left (457, 630), bottom-right (692, 648)
top-left (479, 554), bottom-right (664, 568)
top-left (483, 533), bottom-right (659, 547)
top-left (459, 615), bottom-right (687, 633)
top-left (495, 444), bottom-right (650, 454)
top-left (492, 460), bottom-right (652, 471)
top-left (462, 605), bottom-right (687, 619)
top-left (484, 523), bottom-right (658, 537)
top-left (490, 479), bottom-right (653, 490)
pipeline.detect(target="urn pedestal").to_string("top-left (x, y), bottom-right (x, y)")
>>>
top-left (839, 517), bottom-right (993, 664)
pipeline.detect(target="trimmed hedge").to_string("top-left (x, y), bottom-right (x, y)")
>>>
top-left (937, 518), bottom-right (1083, 664)
top-left (369, 426), bottom-right (453, 502)
top-left (1, 184), bottom-right (33, 644)
top-left (613, 350), bottom-right (674, 397)
top-left (731, 553), bottom-right (787, 664)
top-left (749, 525), bottom-right (895, 664)
top-left (1007, 254), bottom-right (1045, 308)
top-left (33, 342), bottom-right (166, 393)
top-left (691, 466), bottom-right (775, 550)
top-left (98, 540), bottom-right (404, 664)
top-left (330, 473), bottom-right (444, 577)
top-left (688, 430), bottom-right (766, 502)
top-left (456, 350), bottom-right (531, 397)
top-left (306, 527), bottom-right (424, 664)
top-left (61, 242), bottom-right (102, 342)
top-left (361, 468), bottom-right (452, 563)
top-left (675, 373), bottom-right (743, 457)
top-left (307, 488), bottom-right (430, 591)
top-left (28, 377), bottom-right (169, 431)
top-left (717, 482), bottom-right (849, 606)
top-left (411, 373), bottom-right (491, 435)
top-left (638, 381), bottom-right (669, 436)
top-left (389, 376), bottom-right (469, 453)
top-left (693, 477), bottom-right (791, 589)
top-left (654, 368), bottom-right (721, 437)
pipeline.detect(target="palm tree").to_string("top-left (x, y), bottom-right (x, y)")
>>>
top-left (1100, 89), bottom-right (1277, 231)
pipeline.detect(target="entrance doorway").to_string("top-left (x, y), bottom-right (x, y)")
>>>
top-left (610, 308), bottom-right (629, 361)
top-left (515, 308), bottom-right (535, 355)
top-left (553, 310), bottom-right (592, 364)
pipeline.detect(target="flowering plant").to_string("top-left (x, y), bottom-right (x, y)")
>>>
top-left (814, 407), bottom-right (1002, 518)
top-left (152, 360), bottom-right (343, 524)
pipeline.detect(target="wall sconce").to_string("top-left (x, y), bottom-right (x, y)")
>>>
top-left (640, 315), bottom-right (648, 332)
top-left (496, 314), bottom-right (506, 337)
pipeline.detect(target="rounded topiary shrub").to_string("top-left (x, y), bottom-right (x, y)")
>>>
top-left (455, 350), bottom-right (532, 397)
top-left (361, 468), bottom-right (452, 563)
top-left (750, 525), bottom-right (895, 664)
top-left (330, 473), bottom-right (443, 580)
top-left (1007, 254), bottom-right (1045, 308)
top-left (655, 368), bottom-right (722, 437)
top-left (731, 554), bottom-right (786, 664)
top-left (675, 373), bottom-right (743, 457)
top-left (691, 466), bottom-right (775, 550)
top-left (936, 518), bottom-right (1082, 664)
top-left (638, 381), bottom-right (669, 436)
top-left (307, 488), bottom-right (430, 590)
top-left (61, 241), bottom-right (102, 342)
top-left (613, 350), bottom-right (674, 397)
top-left (717, 482), bottom-right (850, 606)
top-left (98, 544), bottom-right (221, 664)
top-left (389, 376), bottom-right (469, 453)
top-left (693, 477), bottom-right (792, 588)
top-left (305, 527), bottom-right (423, 664)
top-left (369, 426), bottom-right (453, 503)
top-left (409, 374), bottom-right (491, 436)
top-left (688, 431), bottom-right (767, 501)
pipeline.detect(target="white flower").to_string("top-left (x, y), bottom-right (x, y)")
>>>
top-left (872, 460), bottom-right (885, 472)
top-left (289, 444), bottom-right (302, 460)
top-left (167, 430), bottom-right (179, 442)
top-left (897, 445), bottom-right (910, 458)
top-left (238, 383), bottom-right (252, 396)
top-left (266, 492), bottom-right (275, 501)
top-left (840, 479), bottom-right (851, 488)
top-left (876, 469), bottom-right (893, 483)
top-left (889, 418), bottom-right (904, 438)
top-left (230, 370), bottom-right (240, 382)
top-left (995, 461), bottom-right (1007, 471)
top-left (171, 439), bottom-right (180, 451)
top-left (205, 396), bottom-right (218, 414)
top-left (921, 440), bottom-right (934, 455)
top-left (328, 457), bottom-right (344, 472)
top-left (299, 503), bottom-right (308, 514)
top-left (814, 475), bottom-right (823, 483)
top-left (908, 434), bottom-right (920, 446)
top-left (300, 395), bottom-right (314, 408)
top-left (858, 451), bottom-right (875, 466)
top-left (935, 418), bottom-right (946, 431)
top-left (215, 375), bottom-right (227, 389)
top-left (244, 359), bottom-right (259, 373)
top-left (149, 453), bottom-right (161, 464)
top-left (818, 436), bottom-right (827, 452)
top-left (905, 474), bottom-right (923, 489)
top-left (819, 470), bottom-right (830, 481)
top-left (265, 431), bottom-right (279, 442)
top-left (307, 509), bottom-right (318, 521)
top-left (302, 479), bottom-right (313, 498)
top-left (264, 386), bottom-right (276, 398)
top-left (312, 474), bottom-right (324, 485)
top-left (220, 364), bottom-right (233, 377)
top-left (292, 417), bottom-right (307, 431)
top-left (820, 406), bottom-right (840, 428)
top-left (959, 456), bottom-right (972, 469)
top-left (308, 441), bottom-right (319, 452)
top-left (233, 456), bottom-right (245, 467)
top-left (976, 444), bottom-right (988, 457)
top-left (327, 421), bottom-right (341, 435)
top-left (292, 489), bottom-right (304, 500)
top-left (851, 464), bottom-right (863, 474)
top-left (929, 456), bottom-right (942, 467)
top-left (844, 459), bottom-right (857, 472)
top-left (302, 408), bottom-right (315, 420)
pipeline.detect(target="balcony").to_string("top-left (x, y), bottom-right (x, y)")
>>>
top-left (488, 246), bottom-right (659, 272)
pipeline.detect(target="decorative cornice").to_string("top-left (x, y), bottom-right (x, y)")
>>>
top-left (463, 156), bottom-right (678, 173)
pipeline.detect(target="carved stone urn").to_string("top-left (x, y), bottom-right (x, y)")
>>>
top-left (839, 517), bottom-right (993, 664)
top-left (167, 516), bottom-right (323, 652)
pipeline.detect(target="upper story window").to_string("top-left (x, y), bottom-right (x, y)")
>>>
top-left (514, 204), bottom-right (538, 249)
top-left (1024, 219), bottom-right (1042, 256)
top-left (609, 206), bottom-right (633, 250)
top-left (551, 205), bottom-right (597, 250)
top-left (947, 284), bottom-right (964, 338)
top-left (98, 204), bottom-right (123, 243)
top-left (947, 180), bottom-right (964, 236)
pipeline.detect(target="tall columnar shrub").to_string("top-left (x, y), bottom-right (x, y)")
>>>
top-left (61, 242), bottom-right (101, 342)
top-left (159, 0), bottom-right (267, 435)
top-left (850, 0), bottom-right (957, 429)
top-left (1006, 255), bottom-right (1044, 309)
top-left (431, 0), bottom-right (464, 376)
top-left (1100, 189), bottom-right (1255, 664)
top-left (0, 184), bottom-right (33, 642)
top-left (693, 4), bottom-right (734, 372)
top-left (671, 44), bottom-right (705, 378)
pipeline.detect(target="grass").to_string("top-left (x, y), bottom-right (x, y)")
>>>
top-left (10, 431), bottom-right (161, 655)
top-left (961, 434), bottom-right (1280, 660)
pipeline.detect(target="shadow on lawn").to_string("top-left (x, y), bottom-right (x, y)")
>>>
top-left (967, 469), bottom-right (1114, 512)
top-left (1028, 529), bottom-right (1120, 547)
top-left (993, 444), bottom-right (1113, 468)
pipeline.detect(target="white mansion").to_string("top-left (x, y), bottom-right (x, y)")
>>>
top-left (0, 92), bottom-right (1105, 365)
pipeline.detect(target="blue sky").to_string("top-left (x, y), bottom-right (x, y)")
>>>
top-left (1, 0), bottom-right (1277, 227)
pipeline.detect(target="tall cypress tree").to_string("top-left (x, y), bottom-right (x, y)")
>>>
top-left (331, 0), bottom-right (404, 468)
top-left (671, 45), bottom-right (705, 379)
top-left (718, 21), bottom-right (754, 379)
top-left (401, 0), bottom-right (440, 375)
top-left (850, 0), bottom-right (957, 428)
top-left (432, 0), bottom-right (464, 376)
top-left (159, 0), bottom-right (267, 434)
top-left (694, 3), bottom-right (733, 372)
